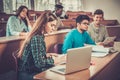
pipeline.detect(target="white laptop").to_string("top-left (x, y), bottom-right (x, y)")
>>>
top-left (50, 46), bottom-right (92, 74)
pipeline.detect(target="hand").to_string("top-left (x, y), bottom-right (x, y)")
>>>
top-left (19, 32), bottom-right (29, 36)
top-left (46, 53), bottom-right (58, 58)
top-left (103, 41), bottom-right (114, 47)
top-left (25, 15), bottom-right (29, 21)
top-left (96, 42), bottom-right (104, 45)
top-left (53, 54), bottom-right (66, 65)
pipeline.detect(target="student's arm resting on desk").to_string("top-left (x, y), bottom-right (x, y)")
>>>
top-left (30, 35), bottom-right (54, 70)
top-left (96, 27), bottom-right (109, 45)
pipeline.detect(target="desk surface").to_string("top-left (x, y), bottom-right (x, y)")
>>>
top-left (34, 52), bottom-right (119, 80)
top-left (0, 29), bottom-right (71, 43)
top-left (0, 36), bottom-right (25, 43)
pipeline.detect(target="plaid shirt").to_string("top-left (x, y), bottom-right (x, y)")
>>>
top-left (18, 35), bottom-right (54, 73)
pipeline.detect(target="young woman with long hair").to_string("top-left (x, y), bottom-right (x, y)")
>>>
top-left (17, 11), bottom-right (58, 80)
top-left (6, 5), bottom-right (31, 36)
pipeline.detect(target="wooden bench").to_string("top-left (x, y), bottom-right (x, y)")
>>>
top-left (106, 25), bottom-right (120, 41)
top-left (0, 13), bottom-right (13, 37)
top-left (101, 20), bottom-right (119, 26)
top-left (0, 29), bottom-right (70, 74)
top-left (66, 11), bottom-right (92, 20)
top-left (62, 19), bottom-right (119, 28)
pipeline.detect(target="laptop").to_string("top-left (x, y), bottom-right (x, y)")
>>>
top-left (50, 46), bottom-right (92, 74)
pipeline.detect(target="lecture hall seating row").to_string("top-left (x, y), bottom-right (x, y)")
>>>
top-left (0, 10), bottom-right (119, 37)
top-left (0, 25), bottom-right (120, 79)
top-left (0, 24), bottom-right (120, 75)
top-left (0, 29), bottom-right (70, 74)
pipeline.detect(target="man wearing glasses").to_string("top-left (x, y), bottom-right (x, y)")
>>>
top-left (62, 15), bottom-right (95, 53)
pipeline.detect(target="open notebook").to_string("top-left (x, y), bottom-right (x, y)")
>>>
top-left (92, 45), bottom-right (110, 57)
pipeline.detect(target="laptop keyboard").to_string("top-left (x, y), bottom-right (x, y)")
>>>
top-left (58, 68), bottom-right (65, 72)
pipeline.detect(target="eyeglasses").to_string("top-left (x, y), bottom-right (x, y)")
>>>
top-left (81, 23), bottom-right (89, 26)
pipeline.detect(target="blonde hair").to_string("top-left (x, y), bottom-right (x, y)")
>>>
top-left (17, 11), bottom-right (57, 58)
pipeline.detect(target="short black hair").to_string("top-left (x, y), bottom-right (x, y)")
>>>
top-left (94, 9), bottom-right (104, 16)
top-left (76, 15), bottom-right (90, 23)
top-left (55, 4), bottom-right (63, 9)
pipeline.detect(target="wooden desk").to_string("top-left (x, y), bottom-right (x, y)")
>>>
top-left (62, 19), bottom-right (76, 28)
top-left (34, 52), bottom-right (120, 80)
top-left (0, 36), bottom-right (25, 74)
top-left (0, 36), bottom-right (25, 60)
top-left (0, 29), bottom-right (70, 74)
top-left (45, 29), bottom-right (71, 52)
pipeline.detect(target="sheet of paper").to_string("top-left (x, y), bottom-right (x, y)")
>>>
top-left (92, 52), bottom-right (109, 57)
top-left (92, 45), bottom-right (110, 57)
top-left (92, 45), bottom-right (109, 53)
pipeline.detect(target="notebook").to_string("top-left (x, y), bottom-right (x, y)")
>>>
top-left (92, 45), bottom-right (110, 57)
top-left (50, 46), bottom-right (92, 74)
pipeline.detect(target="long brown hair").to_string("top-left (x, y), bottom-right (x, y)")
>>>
top-left (15, 5), bottom-right (29, 26)
top-left (17, 11), bottom-right (57, 58)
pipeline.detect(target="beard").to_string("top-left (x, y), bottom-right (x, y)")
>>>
top-left (80, 28), bottom-right (87, 32)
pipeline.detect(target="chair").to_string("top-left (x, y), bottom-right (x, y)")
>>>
top-left (0, 50), bottom-right (18, 80)
top-left (11, 50), bottom-right (19, 80)
top-left (12, 51), bottom-right (18, 73)
top-left (53, 43), bottom-right (63, 54)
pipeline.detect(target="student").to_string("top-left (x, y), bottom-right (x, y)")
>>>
top-left (52, 4), bottom-right (68, 19)
top-left (62, 15), bottom-right (95, 53)
top-left (17, 12), bottom-right (60, 80)
top-left (88, 9), bottom-right (108, 45)
top-left (6, 5), bottom-right (32, 36)
top-left (52, 4), bottom-right (68, 30)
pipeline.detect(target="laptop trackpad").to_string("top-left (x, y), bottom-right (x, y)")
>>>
top-left (50, 65), bottom-right (66, 74)
top-left (58, 68), bottom-right (65, 72)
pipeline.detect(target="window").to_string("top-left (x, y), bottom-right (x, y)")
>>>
top-left (59, 0), bottom-right (82, 11)
top-left (34, 0), bottom-right (55, 11)
top-left (3, 0), bottom-right (30, 14)
top-left (3, 0), bottom-right (13, 13)
top-left (3, 0), bottom-right (83, 14)
top-left (16, 0), bottom-right (29, 10)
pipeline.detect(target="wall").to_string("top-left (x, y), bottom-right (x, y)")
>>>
top-left (82, 0), bottom-right (120, 23)
top-left (0, 0), bottom-right (3, 12)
